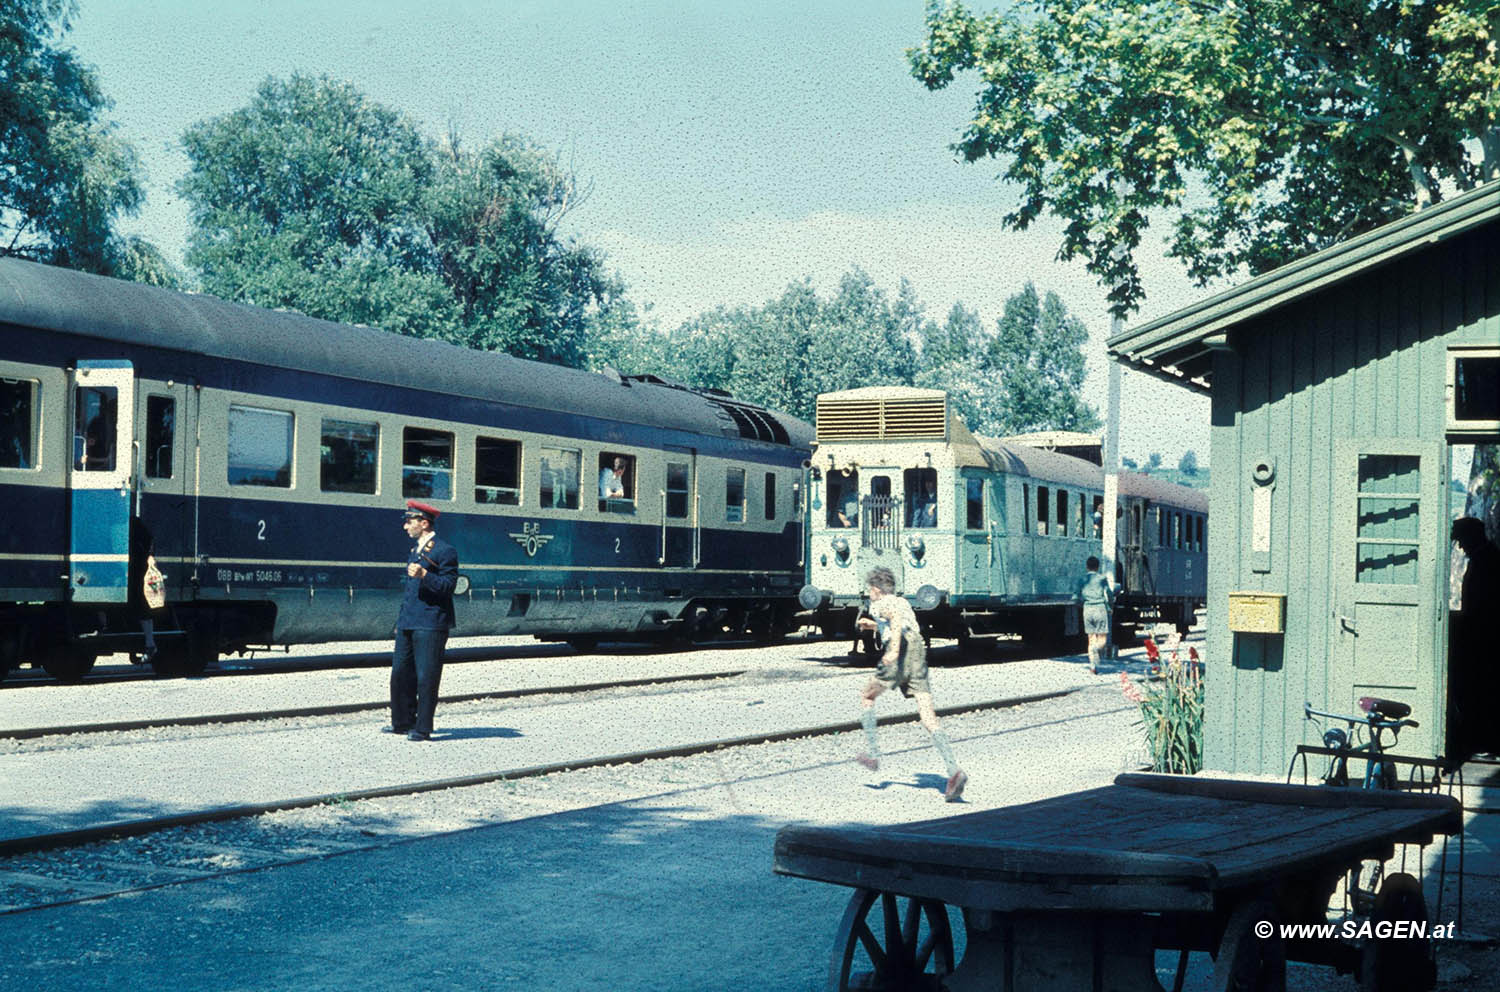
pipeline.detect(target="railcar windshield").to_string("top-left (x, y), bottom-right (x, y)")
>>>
top-left (826, 469), bottom-right (859, 527)
top-left (904, 468), bottom-right (937, 528)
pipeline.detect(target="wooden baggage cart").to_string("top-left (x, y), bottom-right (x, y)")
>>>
top-left (773, 773), bottom-right (1462, 991)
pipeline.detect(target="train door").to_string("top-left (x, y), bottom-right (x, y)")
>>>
top-left (987, 476), bottom-right (1009, 595)
top-left (68, 360), bottom-right (134, 603)
top-left (1331, 440), bottom-right (1446, 758)
top-left (958, 472), bottom-right (989, 597)
top-left (135, 380), bottom-right (193, 592)
top-left (660, 447), bottom-right (697, 568)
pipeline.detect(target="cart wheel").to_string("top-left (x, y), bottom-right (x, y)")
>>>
top-left (1209, 900), bottom-right (1286, 992)
top-left (826, 888), bottom-right (954, 992)
top-left (1359, 873), bottom-right (1435, 992)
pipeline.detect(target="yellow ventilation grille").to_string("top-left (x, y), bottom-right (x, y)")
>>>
top-left (816, 396), bottom-right (948, 441)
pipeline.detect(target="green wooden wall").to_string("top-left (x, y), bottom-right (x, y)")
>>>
top-left (1204, 223), bottom-right (1498, 775)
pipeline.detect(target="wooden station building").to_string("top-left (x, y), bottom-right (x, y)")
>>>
top-left (1108, 182), bottom-right (1499, 775)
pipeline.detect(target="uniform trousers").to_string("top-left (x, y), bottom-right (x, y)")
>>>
top-left (392, 627), bottom-right (447, 735)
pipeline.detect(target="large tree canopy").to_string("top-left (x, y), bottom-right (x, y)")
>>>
top-left (909, 0), bottom-right (1499, 315)
top-left (0, 0), bottom-right (172, 284)
top-left (179, 74), bottom-right (620, 366)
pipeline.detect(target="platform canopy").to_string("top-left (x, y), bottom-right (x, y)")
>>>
top-left (1106, 182), bottom-right (1500, 395)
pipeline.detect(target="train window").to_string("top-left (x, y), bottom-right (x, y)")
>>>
top-left (1074, 492), bottom-right (1086, 537)
top-left (145, 396), bottom-right (175, 479)
top-left (474, 437), bottom-right (521, 506)
top-left (599, 452), bottom-right (635, 513)
top-left (75, 385), bottom-right (118, 471)
top-left (321, 419), bottom-right (378, 494)
top-left (1036, 486), bottom-right (1049, 536)
top-left (1092, 495), bottom-right (1104, 538)
top-left (764, 472), bottom-right (776, 520)
top-left (828, 470), bottom-right (859, 527)
top-left (401, 427), bottom-right (452, 500)
top-left (538, 447), bottom-right (580, 509)
top-left (228, 405), bottom-right (293, 488)
top-left (1, 378), bottom-right (40, 470)
top-left (966, 477), bottom-right (984, 530)
top-left (1197, 515), bottom-right (1205, 551)
top-left (1174, 512), bottom-right (1183, 549)
top-left (666, 462), bottom-right (690, 518)
top-left (726, 467), bottom-right (746, 523)
top-left (904, 468), bottom-right (937, 528)
top-left (1157, 507), bottom-right (1165, 547)
top-left (1022, 484), bottom-right (1030, 535)
top-left (1056, 489), bottom-right (1069, 537)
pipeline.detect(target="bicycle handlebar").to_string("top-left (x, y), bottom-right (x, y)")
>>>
top-left (1303, 700), bottom-right (1420, 730)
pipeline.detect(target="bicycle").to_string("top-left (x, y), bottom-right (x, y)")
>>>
top-left (1302, 696), bottom-right (1420, 791)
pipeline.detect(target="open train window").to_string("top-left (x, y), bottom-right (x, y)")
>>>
top-left (476, 437), bottom-right (521, 506)
top-left (75, 385), bottom-right (117, 472)
top-left (1092, 495), bottom-right (1104, 538)
top-left (145, 395), bottom-right (175, 479)
top-left (1074, 492), bottom-right (1086, 537)
top-left (228, 405), bottom-right (292, 488)
top-left (402, 427), bottom-right (452, 500)
top-left (764, 472), bottom-right (776, 520)
top-left (539, 447), bottom-right (580, 509)
top-left (1036, 486), bottom-right (1049, 536)
top-left (1055, 489), bottom-right (1069, 537)
top-left (905, 468), bottom-right (937, 528)
top-left (599, 452), bottom-right (635, 513)
top-left (1021, 484), bottom-right (1030, 535)
top-left (726, 467), bottom-right (746, 523)
top-left (321, 419), bottom-right (378, 494)
top-left (1, 378), bottom-right (40, 470)
top-left (827, 470), bottom-right (859, 527)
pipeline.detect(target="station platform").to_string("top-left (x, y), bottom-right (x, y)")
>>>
top-left (0, 646), bottom-right (1098, 848)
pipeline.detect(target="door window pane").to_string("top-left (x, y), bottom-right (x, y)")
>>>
top-left (1055, 489), bottom-right (1069, 537)
top-left (401, 427), bottom-right (452, 500)
top-left (828, 470), bottom-right (859, 527)
top-left (145, 395), bottom-right (175, 479)
top-left (1037, 486), bottom-right (1049, 536)
top-left (75, 386), bottom-right (118, 471)
top-left (538, 447), bottom-right (580, 509)
top-left (1021, 484), bottom-right (1030, 535)
top-left (1356, 454), bottom-right (1420, 584)
top-left (764, 472), bottom-right (776, 520)
top-left (0, 378), bottom-right (40, 469)
top-left (667, 462), bottom-right (690, 518)
top-left (228, 405), bottom-right (293, 487)
top-left (725, 467), bottom-right (745, 522)
top-left (320, 418), bottom-right (378, 494)
top-left (475, 436), bottom-right (521, 505)
top-left (905, 468), bottom-right (937, 528)
top-left (966, 477), bottom-right (984, 530)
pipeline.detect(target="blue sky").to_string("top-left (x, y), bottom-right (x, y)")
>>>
top-left (70, 0), bottom-right (1211, 465)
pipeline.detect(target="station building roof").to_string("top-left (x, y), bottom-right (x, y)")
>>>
top-left (1106, 181), bottom-right (1500, 395)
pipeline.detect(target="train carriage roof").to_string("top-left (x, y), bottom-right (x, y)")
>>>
top-left (0, 257), bottom-right (811, 448)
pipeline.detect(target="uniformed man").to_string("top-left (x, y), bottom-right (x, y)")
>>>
top-left (387, 500), bottom-right (459, 741)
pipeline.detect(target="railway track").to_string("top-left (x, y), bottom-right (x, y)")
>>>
top-left (0, 687), bottom-right (1117, 915)
top-left (2, 668), bottom-right (752, 741)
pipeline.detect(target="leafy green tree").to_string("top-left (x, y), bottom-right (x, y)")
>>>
top-left (179, 75), bottom-right (617, 365)
top-left (1179, 450), bottom-right (1199, 476)
top-left (1146, 452), bottom-right (1163, 474)
top-left (989, 282), bottom-right (1100, 434)
top-left (0, 0), bottom-right (171, 281)
top-left (910, 0), bottom-right (1500, 314)
top-left (1122, 456), bottom-right (1139, 471)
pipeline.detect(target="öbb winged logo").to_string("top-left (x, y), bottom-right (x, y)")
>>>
top-left (509, 521), bottom-right (555, 557)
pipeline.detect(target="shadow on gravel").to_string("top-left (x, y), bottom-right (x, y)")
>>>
top-left (860, 772), bottom-right (949, 799)
top-left (432, 727), bottom-right (524, 741)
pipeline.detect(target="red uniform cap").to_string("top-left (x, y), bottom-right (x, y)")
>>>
top-left (403, 500), bottom-right (440, 521)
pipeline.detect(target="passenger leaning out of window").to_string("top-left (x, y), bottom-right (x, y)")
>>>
top-left (600, 455), bottom-right (627, 501)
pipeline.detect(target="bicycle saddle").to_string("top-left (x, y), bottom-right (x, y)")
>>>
top-left (1358, 696), bottom-right (1411, 719)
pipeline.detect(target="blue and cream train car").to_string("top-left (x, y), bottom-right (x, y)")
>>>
top-left (797, 387), bottom-right (1207, 647)
top-left (0, 258), bottom-right (811, 682)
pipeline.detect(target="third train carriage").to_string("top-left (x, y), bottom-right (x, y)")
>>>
top-left (798, 387), bottom-right (1208, 649)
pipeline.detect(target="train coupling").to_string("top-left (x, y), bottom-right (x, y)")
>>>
top-left (798, 584), bottom-right (830, 611)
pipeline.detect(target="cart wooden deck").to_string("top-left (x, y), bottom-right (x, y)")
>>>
top-left (774, 773), bottom-right (1462, 991)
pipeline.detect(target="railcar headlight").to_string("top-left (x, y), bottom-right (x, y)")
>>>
top-left (913, 584), bottom-right (943, 611)
top-left (831, 537), bottom-right (850, 563)
top-left (905, 535), bottom-right (926, 561)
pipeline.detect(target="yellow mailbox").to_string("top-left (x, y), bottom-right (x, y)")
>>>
top-left (1227, 592), bottom-right (1285, 634)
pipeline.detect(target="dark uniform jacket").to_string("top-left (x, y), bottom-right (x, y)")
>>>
top-left (397, 535), bottom-right (459, 630)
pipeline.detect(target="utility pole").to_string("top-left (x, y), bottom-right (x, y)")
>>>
top-left (1101, 311), bottom-right (1123, 657)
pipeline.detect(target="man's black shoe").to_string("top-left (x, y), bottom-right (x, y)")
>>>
top-left (406, 731), bottom-right (431, 742)
top-left (382, 725), bottom-right (411, 735)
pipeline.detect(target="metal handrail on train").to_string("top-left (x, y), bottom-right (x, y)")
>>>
top-left (860, 495), bottom-right (902, 551)
top-left (658, 489), bottom-right (668, 565)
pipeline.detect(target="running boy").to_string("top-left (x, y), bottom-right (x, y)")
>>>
top-left (854, 566), bottom-right (967, 802)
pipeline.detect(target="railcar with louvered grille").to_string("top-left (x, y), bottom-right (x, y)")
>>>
top-left (797, 386), bottom-right (1207, 649)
